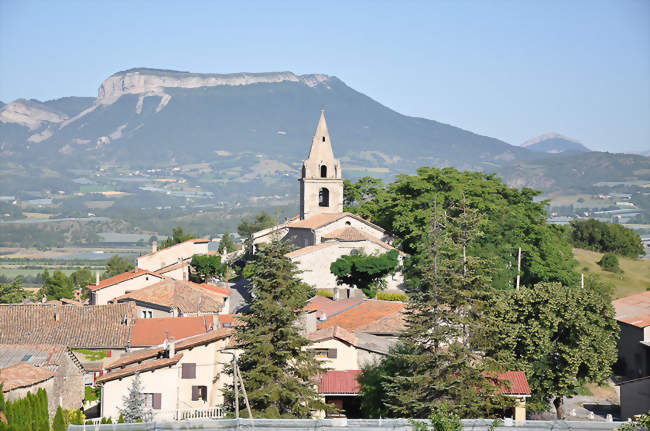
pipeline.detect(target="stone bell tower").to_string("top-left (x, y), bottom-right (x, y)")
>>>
top-left (299, 110), bottom-right (343, 220)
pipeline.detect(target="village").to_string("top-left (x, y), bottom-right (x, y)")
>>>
top-left (0, 112), bottom-right (647, 430)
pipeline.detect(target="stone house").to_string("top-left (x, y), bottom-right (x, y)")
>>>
top-left (87, 269), bottom-right (164, 305)
top-left (0, 344), bottom-right (84, 417)
top-left (112, 278), bottom-right (231, 318)
top-left (251, 111), bottom-right (406, 294)
top-left (97, 328), bottom-right (233, 421)
top-left (612, 291), bottom-right (650, 378)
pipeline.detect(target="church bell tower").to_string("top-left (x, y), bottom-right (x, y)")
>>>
top-left (299, 110), bottom-right (343, 220)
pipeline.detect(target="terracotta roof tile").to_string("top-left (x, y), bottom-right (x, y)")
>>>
top-left (322, 227), bottom-right (406, 256)
top-left (218, 314), bottom-right (244, 328)
top-left (613, 291), bottom-right (650, 328)
top-left (318, 370), bottom-right (362, 394)
top-left (355, 310), bottom-right (405, 334)
top-left (97, 353), bottom-right (183, 384)
top-left (285, 242), bottom-right (336, 258)
top-left (114, 279), bottom-right (227, 314)
top-left (0, 303), bottom-right (136, 348)
top-left (131, 316), bottom-right (214, 346)
top-left (489, 371), bottom-right (531, 395)
top-left (306, 326), bottom-right (358, 346)
top-left (288, 212), bottom-right (386, 233)
top-left (318, 300), bottom-right (405, 332)
top-left (0, 344), bottom-right (69, 371)
top-left (87, 269), bottom-right (162, 291)
top-left (0, 362), bottom-right (55, 391)
top-left (304, 296), bottom-right (364, 320)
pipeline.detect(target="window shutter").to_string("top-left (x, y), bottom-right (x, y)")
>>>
top-left (327, 348), bottom-right (337, 358)
top-left (191, 386), bottom-right (199, 401)
top-left (182, 363), bottom-right (196, 379)
top-left (153, 393), bottom-right (162, 410)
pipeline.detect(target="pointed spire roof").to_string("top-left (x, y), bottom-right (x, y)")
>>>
top-left (307, 110), bottom-right (335, 160)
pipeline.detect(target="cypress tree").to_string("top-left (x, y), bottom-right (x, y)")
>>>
top-left (52, 406), bottom-right (65, 431)
top-left (233, 239), bottom-right (334, 418)
top-left (382, 197), bottom-right (511, 418)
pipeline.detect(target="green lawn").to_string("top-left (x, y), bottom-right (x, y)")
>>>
top-left (573, 248), bottom-right (650, 299)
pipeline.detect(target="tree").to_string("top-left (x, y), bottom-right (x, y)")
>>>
top-left (237, 211), bottom-right (276, 238)
top-left (119, 373), bottom-right (145, 423)
top-left (39, 269), bottom-right (74, 300)
top-left (363, 199), bottom-right (511, 418)
top-left (232, 239), bottom-right (334, 418)
top-left (484, 274), bottom-right (619, 418)
top-left (571, 219), bottom-right (644, 257)
top-left (218, 232), bottom-right (238, 254)
top-left (598, 253), bottom-right (621, 273)
top-left (160, 226), bottom-right (196, 249)
top-left (103, 255), bottom-right (134, 279)
top-left (52, 406), bottom-right (66, 431)
top-left (70, 267), bottom-right (94, 299)
top-left (0, 278), bottom-right (28, 304)
top-left (190, 254), bottom-right (226, 282)
top-left (343, 176), bottom-right (384, 209)
top-left (330, 250), bottom-right (399, 298)
top-left (346, 167), bottom-right (579, 289)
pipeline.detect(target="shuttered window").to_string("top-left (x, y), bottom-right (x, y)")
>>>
top-left (182, 363), bottom-right (196, 379)
top-left (192, 385), bottom-right (207, 401)
top-left (152, 393), bottom-right (162, 410)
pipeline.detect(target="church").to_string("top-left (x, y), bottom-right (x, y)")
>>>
top-left (251, 111), bottom-right (406, 297)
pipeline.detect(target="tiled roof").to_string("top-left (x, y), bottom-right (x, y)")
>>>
top-left (322, 227), bottom-right (406, 256)
top-left (96, 354), bottom-right (183, 384)
top-left (318, 300), bottom-right (405, 332)
top-left (489, 371), bottom-right (531, 395)
top-left (318, 370), bottom-right (362, 394)
top-left (355, 310), bottom-right (405, 335)
top-left (137, 238), bottom-right (210, 259)
top-left (0, 303), bottom-right (136, 348)
top-left (87, 269), bottom-right (162, 292)
top-left (613, 291), bottom-right (650, 328)
top-left (288, 212), bottom-right (386, 234)
top-left (106, 328), bottom-right (232, 370)
top-left (131, 316), bottom-right (214, 346)
top-left (285, 242), bottom-right (336, 258)
top-left (0, 362), bottom-right (55, 391)
top-left (0, 344), bottom-right (69, 371)
top-left (218, 314), bottom-right (244, 328)
top-left (114, 279), bottom-right (227, 313)
top-left (306, 326), bottom-right (358, 346)
top-left (304, 296), bottom-right (364, 320)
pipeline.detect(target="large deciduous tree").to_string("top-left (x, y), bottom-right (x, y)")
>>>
top-left (190, 254), bottom-right (226, 282)
top-left (159, 226), bottom-right (196, 249)
top-left (232, 239), bottom-right (333, 418)
top-left (330, 249), bottom-right (399, 298)
top-left (103, 255), bottom-right (134, 279)
top-left (39, 269), bottom-right (74, 301)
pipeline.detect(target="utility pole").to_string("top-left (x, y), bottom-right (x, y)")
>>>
top-left (233, 355), bottom-right (239, 418)
top-left (581, 273), bottom-right (584, 289)
top-left (516, 247), bottom-right (521, 290)
top-left (235, 360), bottom-right (253, 418)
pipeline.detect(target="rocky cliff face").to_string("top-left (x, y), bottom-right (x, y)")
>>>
top-left (0, 99), bottom-right (67, 130)
top-left (97, 69), bottom-right (332, 104)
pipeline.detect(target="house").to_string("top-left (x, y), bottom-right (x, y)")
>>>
top-left (112, 278), bottom-right (231, 318)
top-left (0, 344), bottom-right (84, 416)
top-left (97, 328), bottom-right (233, 421)
top-left (612, 291), bottom-right (650, 378)
top-left (316, 299), bottom-right (405, 339)
top-left (251, 111), bottom-right (406, 294)
top-left (87, 269), bottom-right (164, 305)
top-left (137, 238), bottom-right (211, 276)
top-left (616, 375), bottom-right (650, 420)
top-left (130, 315), bottom-right (216, 349)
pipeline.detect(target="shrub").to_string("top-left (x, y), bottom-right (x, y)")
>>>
top-left (377, 291), bottom-right (408, 302)
top-left (315, 289), bottom-right (333, 299)
top-left (598, 253), bottom-right (621, 273)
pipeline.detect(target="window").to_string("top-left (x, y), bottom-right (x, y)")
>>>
top-left (144, 393), bottom-right (161, 409)
top-left (141, 310), bottom-right (153, 318)
top-left (182, 363), bottom-right (196, 379)
top-left (192, 385), bottom-right (208, 401)
top-left (322, 136), bottom-right (325, 142)
top-left (313, 348), bottom-right (337, 359)
top-left (345, 221), bottom-right (351, 226)
top-left (319, 188), bottom-right (329, 207)
top-left (320, 165), bottom-right (327, 177)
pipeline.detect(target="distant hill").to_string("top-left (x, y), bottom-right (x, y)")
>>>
top-left (521, 133), bottom-right (591, 153)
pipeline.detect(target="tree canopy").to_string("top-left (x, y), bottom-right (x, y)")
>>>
top-left (218, 232), bottom-right (238, 254)
top-left (570, 218), bottom-right (644, 258)
top-left (160, 226), bottom-right (196, 249)
top-left (103, 255), bottom-right (134, 279)
top-left (0, 278), bottom-right (28, 304)
top-left (237, 211), bottom-right (276, 238)
top-left (38, 269), bottom-right (74, 301)
top-left (190, 254), bottom-right (226, 282)
top-left (330, 249), bottom-right (399, 298)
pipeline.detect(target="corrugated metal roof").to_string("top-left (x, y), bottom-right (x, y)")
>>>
top-left (318, 370), bottom-right (362, 395)
top-left (613, 291), bottom-right (650, 328)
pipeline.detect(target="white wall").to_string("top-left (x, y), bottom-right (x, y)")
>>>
top-left (138, 241), bottom-right (209, 272)
top-left (92, 273), bottom-right (163, 305)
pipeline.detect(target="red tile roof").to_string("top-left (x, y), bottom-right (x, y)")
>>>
top-left (0, 362), bottom-right (55, 391)
top-left (96, 353), bottom-right (183, 384)
top-left (306, 326), bottom-right (358, 346)
top-left (0, 303), bottom-right (136, 348)
top-left (87, 269), bottom-right (162, 291)
top-left (285, 242), bottom-right (336, 258)
top-left (288, 212), bottom-right (386, 234)
top-left (318, 370), bottom-right (362, 394)
top-left (131, 316), bottom-right (214, 346)
top-left (322, 227), bottom-right (405, 256)
top-left (613, 291), bottom-right (650, 328)
top-left (218, 314), bottom-right (244, 328)
top-left (355, 310), bottom-right (405, 335)
top-left (304, 296), bottom-right (364, 320)
top-left (487, 371), bottom-right (531, 395)
top-left (318, 300), bottom-right (405, 332)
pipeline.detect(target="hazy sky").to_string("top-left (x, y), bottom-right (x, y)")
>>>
top-left (1, 0), bottom-right (648, 152)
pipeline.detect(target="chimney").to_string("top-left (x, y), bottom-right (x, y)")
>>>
top-left (95, 271), bottom-right (100, 286)
top-left (54, 312), bottom-right (60, 322)
top-left (319, 312), bottom-right (327, 321)
top-left (152, 240), bottom-right (157, 253)
top-left (168, 338), bottom-right (175, 357)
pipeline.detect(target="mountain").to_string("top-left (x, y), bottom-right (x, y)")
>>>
top-left (521, 133), bottom-right (591, 153)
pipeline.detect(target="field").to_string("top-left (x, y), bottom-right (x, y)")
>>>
top-left (573, 248), bottom-right (650, 299)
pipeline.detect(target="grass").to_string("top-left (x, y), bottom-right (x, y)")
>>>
top-left (573, 248), bottom-right (650, 299)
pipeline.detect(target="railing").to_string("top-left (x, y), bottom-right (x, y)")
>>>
top-left (175, 406), bottom-right (225, 420)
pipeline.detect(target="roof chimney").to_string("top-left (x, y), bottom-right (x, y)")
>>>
top-left (95, 271), bottom-right (100, 286)
top-left (54, 312), bottom-right (60, 322)
top-left (152, 240), bottom-right (158, 253)
top-left (319, 312), bottom-right (327, 321)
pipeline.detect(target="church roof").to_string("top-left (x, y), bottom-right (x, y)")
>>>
top-left (307, 110), bottom-right (335, 161)
top-left (285, 242), bottom-right (337, 258)
top-left (287, 212), bottom-right (386, 233)
top-left (322, 226), bottom-right (405, 255)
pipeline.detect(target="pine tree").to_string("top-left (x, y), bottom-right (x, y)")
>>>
top-left (119, 373), bottom-right (145, 422)
top-left (232, 239), bottom-right (334, 418)
top-left (381, 197), bottom-right (510, 418)
top-left (52, 406), bottom-right (65, 431)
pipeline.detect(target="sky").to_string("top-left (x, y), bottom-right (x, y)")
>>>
top-left (0, 0), bottom-right (648, 152)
